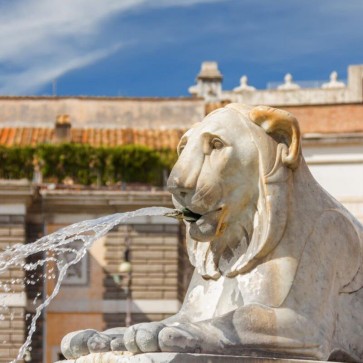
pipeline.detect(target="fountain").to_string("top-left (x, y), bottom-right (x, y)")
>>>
top-left (0, 207), bottom-right (176, 363)
top-left (2, 104), bottom-right (363, 363)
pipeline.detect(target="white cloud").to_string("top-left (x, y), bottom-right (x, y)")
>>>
top-left (0, 0), bottom-right (226, 95)
top-left (0, 44), bottom-right (122, 95)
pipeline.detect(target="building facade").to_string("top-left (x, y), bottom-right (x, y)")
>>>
top-left (0, 62), bottom-right (362, 363)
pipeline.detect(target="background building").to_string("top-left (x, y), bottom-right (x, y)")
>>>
top-left (0, 62), bottom-right (362, 363)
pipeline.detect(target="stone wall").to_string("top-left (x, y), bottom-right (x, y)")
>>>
top-left (25, 222), bottom-right (45, 363)
top-left (206, 103), bottom-right (363, 135)
top-left (102, 222), bottom-right (185, 329)
top-left (0, 181), bottom-right (32, 363)
top-left (104, 223), bottom-right (181, 301)
top-left (0, 97), bottom-right (205, 129)
top-left (282, 104), bottom-right (363, 134)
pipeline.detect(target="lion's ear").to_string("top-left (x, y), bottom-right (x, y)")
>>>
top-left (249, 106), bottom-right (301, 169)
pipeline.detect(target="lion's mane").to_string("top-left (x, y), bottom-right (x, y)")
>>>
top-left (185, 104), bottom-right (301, 280)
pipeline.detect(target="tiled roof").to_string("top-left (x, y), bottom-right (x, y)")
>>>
top-left (1, 101), bottom-right (363, 149)
top-left (0, 128), bottom-right (186, 149)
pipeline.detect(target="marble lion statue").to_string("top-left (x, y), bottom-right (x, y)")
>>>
top-left (62, 104), bottom-right (363, 362)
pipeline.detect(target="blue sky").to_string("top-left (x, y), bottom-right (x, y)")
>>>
top-left (0, 0), bottom-right (362, 96)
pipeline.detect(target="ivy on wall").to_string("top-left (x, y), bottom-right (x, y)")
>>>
top-left (0, 146), bottom-right (34, 180)
top-left (0, 144), bottom-right (177, 186)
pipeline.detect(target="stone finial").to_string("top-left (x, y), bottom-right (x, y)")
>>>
top-left (54, 114), bottom-right (71, 143)
top-left (233, 75), bottom-right (256, 92)
top-left (277, 73), bottom-right (300, 90)
top-left (197, 61), bottom-right (223, 81)
top-left (56, 114), bottom-right (71, 125)
top-left (322, 71), bottom-right (345, 89)
top-left (189, 62), bottom-right (223, 101)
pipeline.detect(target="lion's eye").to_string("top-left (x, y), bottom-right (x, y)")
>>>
top-left (178, 144), bottom-right (186, 155)
top-left (211, 138), bottom-right (224, 150)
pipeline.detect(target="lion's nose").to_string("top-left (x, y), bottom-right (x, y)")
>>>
top-left (167, 154), bottom-right (201, 205)
top-left (167, 174), bottom-right (194, 205)
top-left (167, 184), bottom-right (193, 205)
top-left (175, 188), bottom-right (192, 202)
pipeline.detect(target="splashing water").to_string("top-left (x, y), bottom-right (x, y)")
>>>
top-left (0, 206), bottom-right (176, 363)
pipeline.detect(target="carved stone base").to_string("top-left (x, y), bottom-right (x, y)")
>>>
top-left (57, 352), bottom-right (329, 363)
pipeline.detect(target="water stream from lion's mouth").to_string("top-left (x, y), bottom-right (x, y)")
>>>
top-left (0, 207), bottom-right (176, 363)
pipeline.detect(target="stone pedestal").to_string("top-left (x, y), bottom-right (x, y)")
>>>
top-left (58, 352), bottom-right (328, 363)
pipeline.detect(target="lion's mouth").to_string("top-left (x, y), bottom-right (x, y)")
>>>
top-left (164, 208), bottom-right (203, 222)
top-left (165, 207), bottom-right (223, 223)
top-left (164, 206), bottom-right (226, 242)
top-left (183, 207), bottom-right (225, 222)
top-left (181, 208), bottom-right (203, 222)
top-left (188, 206), bottom-right (225, 242)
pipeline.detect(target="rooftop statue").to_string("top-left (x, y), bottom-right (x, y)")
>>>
top-left (322, 71), bottom-right (346, 89)
top-left (233, 75), bottom-right (256, 92)
top-left (61, 104), bottom-right (363, 362)
top-left (277, 73), bottom-right (301, 90)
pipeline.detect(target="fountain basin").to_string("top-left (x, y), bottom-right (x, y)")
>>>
top-left (57, 352), bottom-right (330, 363)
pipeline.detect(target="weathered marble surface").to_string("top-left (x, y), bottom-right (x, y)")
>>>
top-left (60, 104), bottom-right (363, 362)
top-left (58, 352), bottom-right (332, 363)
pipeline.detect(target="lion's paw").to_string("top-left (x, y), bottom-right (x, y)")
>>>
top-left (87, 332), bottom-right (113, 353)
top-left (123, 322), bottom-right (165, 353)
top-left (61, 329), bottom-right (98, 359)
top-left (158, 325), bottom-right (203, 353)
top-left (61, 327), bottom-right (129, 358)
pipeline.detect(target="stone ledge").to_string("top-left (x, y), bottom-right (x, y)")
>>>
top-left (57, 352), bottom-right (328, 363)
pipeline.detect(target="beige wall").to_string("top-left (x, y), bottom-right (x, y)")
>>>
top-left (0, 97), bottom-right (205, 129)
top-left (303, 143), bottom-right (363, 223)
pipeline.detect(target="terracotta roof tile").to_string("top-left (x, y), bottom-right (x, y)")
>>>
top-left (37, 128), bottom-right (44, 143)
top-left (0, 128), bottom-right (9, 145)
top-left (14, 129), bottom-right (22, 145)
top-left (0, 127), bottom-right (187, 150)
top-left (31, 128), bottom-right (39, 146)
top-left (80, 129), bottom-right (86, 144)
top-left (7, 128), bottom-right (15, 146)
top-left (109, 130), bottom-right (115, 146)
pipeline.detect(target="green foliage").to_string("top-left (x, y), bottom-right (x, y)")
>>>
top-left (0, 143), bottom-right (177, 186)
top-left (36, 144), bottom-right (101, 185)
top-left (105, 145), bottom-right (164, 185)
top-left (0, 146), bottom-right (35, 180)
